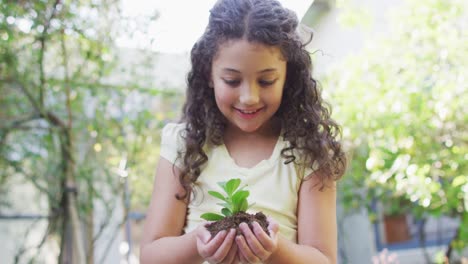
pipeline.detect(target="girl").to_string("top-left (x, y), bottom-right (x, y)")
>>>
top-left (140, 0), bottom-right (346, 263)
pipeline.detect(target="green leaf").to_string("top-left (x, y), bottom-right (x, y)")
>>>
top-left (232, 190), bottom-right (249, 202)
top-left (216, 202), bottom-right (231, 208)
top-left (221, 208), bottom-right (232, 217)
top-left (452, 176), bottom-right (467, 187)
top-left (232, 190), bottom-right (249, 213)
top-left (225, 178), bottom-right (241, 196)
top-left (240, 199), bottom-right (248, 212)
top-left (200, 213), bottom-right (224, 221)
top-left (217, 202), bottom-right (231, 209)
top-left (217, 181), bottom-right (227, 191)
top-left (200, 178), bottom-right (251, 220)
top-left (208, 191), bottom-right (226, 201)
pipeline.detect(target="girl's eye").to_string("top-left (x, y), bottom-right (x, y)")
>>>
top-left (259, 79), bottom-right (277, 86)
top-left (223, 79), bottom-right (240, 86)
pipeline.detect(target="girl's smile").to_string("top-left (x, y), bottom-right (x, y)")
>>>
top-left (234, 107), bottom-right (264, 119)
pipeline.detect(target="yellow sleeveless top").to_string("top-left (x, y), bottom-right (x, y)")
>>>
top-left (159, 123), bottom-right (314, 243)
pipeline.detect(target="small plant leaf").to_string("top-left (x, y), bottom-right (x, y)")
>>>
top-left (240, 199), bottom-right (248, 212)
top-left (200, 178), bottom-right (252, 221)
top-left (232, 190), bottom-right (249, 205)
top-left (217, 202), bottom-right (231, 209)
top-left (226, 178), bottom-right (241, 196)
top-left (208, 191), bottom-right (226, 201)
top-left (200, 213), bottom-right (224, 221)
top-left (221, 208), bottom-right (232, 217)
top-left (217, 181), bottom-right (227, 191)
top-left (231, 190), bottom-right (249, 213)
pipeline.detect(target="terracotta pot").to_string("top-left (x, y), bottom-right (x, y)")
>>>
top-left (383, 214), bottom-right (411, 243)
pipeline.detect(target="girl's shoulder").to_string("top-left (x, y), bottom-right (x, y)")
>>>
top-left (161, 122), bottom-right (187, 148)
top-left (281, 139), bottom-right (319, 179)
top-left (160, 122), bottom-right (187, 167)
top-left (161, 122), bottom-right (186, 138)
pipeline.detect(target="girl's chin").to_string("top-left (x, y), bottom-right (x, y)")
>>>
top-left (232, 122), bottom-right (266, 134)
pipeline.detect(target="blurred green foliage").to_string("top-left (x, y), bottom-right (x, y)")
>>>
top-left (324, 0), bottom-right (467, 253)
top-left (0, 0), bottom-right (181, 261)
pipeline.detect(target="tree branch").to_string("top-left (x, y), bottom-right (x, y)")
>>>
top-left (60, 28), bottom-right (72, 129)
top-left (46, 78), bottom-right (180, 97)
top-left (445, 225), bottom-right (460, 262)
top-left (17, 80), bottom-right (44, 114)
top-left (11, 78), bottom-right (66, 128)
top-left (38, 0), bottom-right (62, 106)
top-left (13, 218), bottom-right (47, 264)
top-left (2, 124), bottom-right (50, 131)
top-left (3, 159), bottom-right (59, 205)
top-left (0, 113), bottom-right (41, 130)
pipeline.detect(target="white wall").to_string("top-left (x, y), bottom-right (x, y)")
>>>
top-left (306, 0), bottom-right (403, 76)
top-left (0, 178), bottom-right (58, 263)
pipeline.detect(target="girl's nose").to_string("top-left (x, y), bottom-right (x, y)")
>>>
top-left (239, 83), bottom-right (259, 105)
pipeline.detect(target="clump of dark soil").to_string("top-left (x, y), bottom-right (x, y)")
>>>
top-left (205, 211), bottom-right (269, 237)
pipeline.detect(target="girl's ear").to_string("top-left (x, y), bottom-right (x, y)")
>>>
top-left (208, 79), bottom-right (214, 88)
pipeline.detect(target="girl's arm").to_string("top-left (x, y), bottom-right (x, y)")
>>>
top-left (237, 171), bottom-right (337, 264)
top-left (270, 171), bottom-right (337, 264)
top-left (139, 157), bottom-right (239, 264)
top-left (139, 157), bottom-right (203, 264)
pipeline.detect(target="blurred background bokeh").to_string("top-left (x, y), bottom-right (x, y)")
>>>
top-left (0, 0), bottom-right (466, 263)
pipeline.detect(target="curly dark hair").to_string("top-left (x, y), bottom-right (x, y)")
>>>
top-left (176, 0), bottom-right (346, 200)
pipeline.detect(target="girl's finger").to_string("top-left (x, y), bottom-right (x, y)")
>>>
top-left (211, 229), bottom-right (236, 261)
top-left (197, 225), bottom-right (214, 244)
top-left (238, 249), bottom-right (248, 264)
top-left (266, 217), bottom-right (280, 235)
top-left (222, 242), bottom-right (238, 264)
top-left (239, 222), bottom-right (269, 260)
top-left (236, 234), bottom-right (260, 263)
top-left (231, 252), bottom-right (241, 264)
top-left (252, 221), bottom-right (276, 252)
top-left (237, 240), bottom-right (250, 264)
top-left (198, 230), bottom-right (227, 258)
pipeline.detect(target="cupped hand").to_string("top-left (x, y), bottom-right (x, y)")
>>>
top-left (196, 223), bottom-right (240, 264)
top-left (236, 217), bottom-right (279, 263)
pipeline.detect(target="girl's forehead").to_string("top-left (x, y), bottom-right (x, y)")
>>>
top-left (213, 39), bottom-right (286, 68)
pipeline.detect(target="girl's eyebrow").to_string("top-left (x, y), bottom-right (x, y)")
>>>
top-left (221, 68), bottom-right (278, 73)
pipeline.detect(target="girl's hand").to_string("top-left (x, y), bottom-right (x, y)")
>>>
top-left (236, 218), bottom-right (279, 263)
top-left (196, 223), bottom-right (239, 264)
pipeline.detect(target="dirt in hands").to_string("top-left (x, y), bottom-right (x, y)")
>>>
top-left (205, 211), bottom-right (270, 237)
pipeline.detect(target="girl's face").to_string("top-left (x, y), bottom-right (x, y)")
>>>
top-left (211, 39), bottom-right (287, 135)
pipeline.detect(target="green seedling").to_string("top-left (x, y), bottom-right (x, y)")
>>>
top-left (200, 178), bottom-right (254, 221)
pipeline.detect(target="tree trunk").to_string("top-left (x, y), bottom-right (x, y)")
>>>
top-left (86, 179), bottom-right (95, 264)
top-left (59, 215), bottom-right (72, 264)
top-left (59, 130), bottom-right (86, 264)
top-left (67, 191), bottom-right (85, 264)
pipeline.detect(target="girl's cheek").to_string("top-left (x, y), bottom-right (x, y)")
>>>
top-left (215, 87), bottom-right (237, 102)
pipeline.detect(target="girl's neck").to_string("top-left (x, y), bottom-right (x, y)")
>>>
top-left (224, 118), bottom-right (281, 142)
top-left (222, 118), bottom-right (282, 168)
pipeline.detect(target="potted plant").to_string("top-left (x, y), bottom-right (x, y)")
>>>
top-left (200, 178), bottom-right (269, 236)
top-left (382, 198), bottom-right (412, 243)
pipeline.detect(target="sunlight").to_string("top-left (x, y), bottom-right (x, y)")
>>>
top-left (120, 0), bottom-right (313, 53)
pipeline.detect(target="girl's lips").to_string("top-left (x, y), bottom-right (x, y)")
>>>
top-left (234, 107), bottom-right (263, 119)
